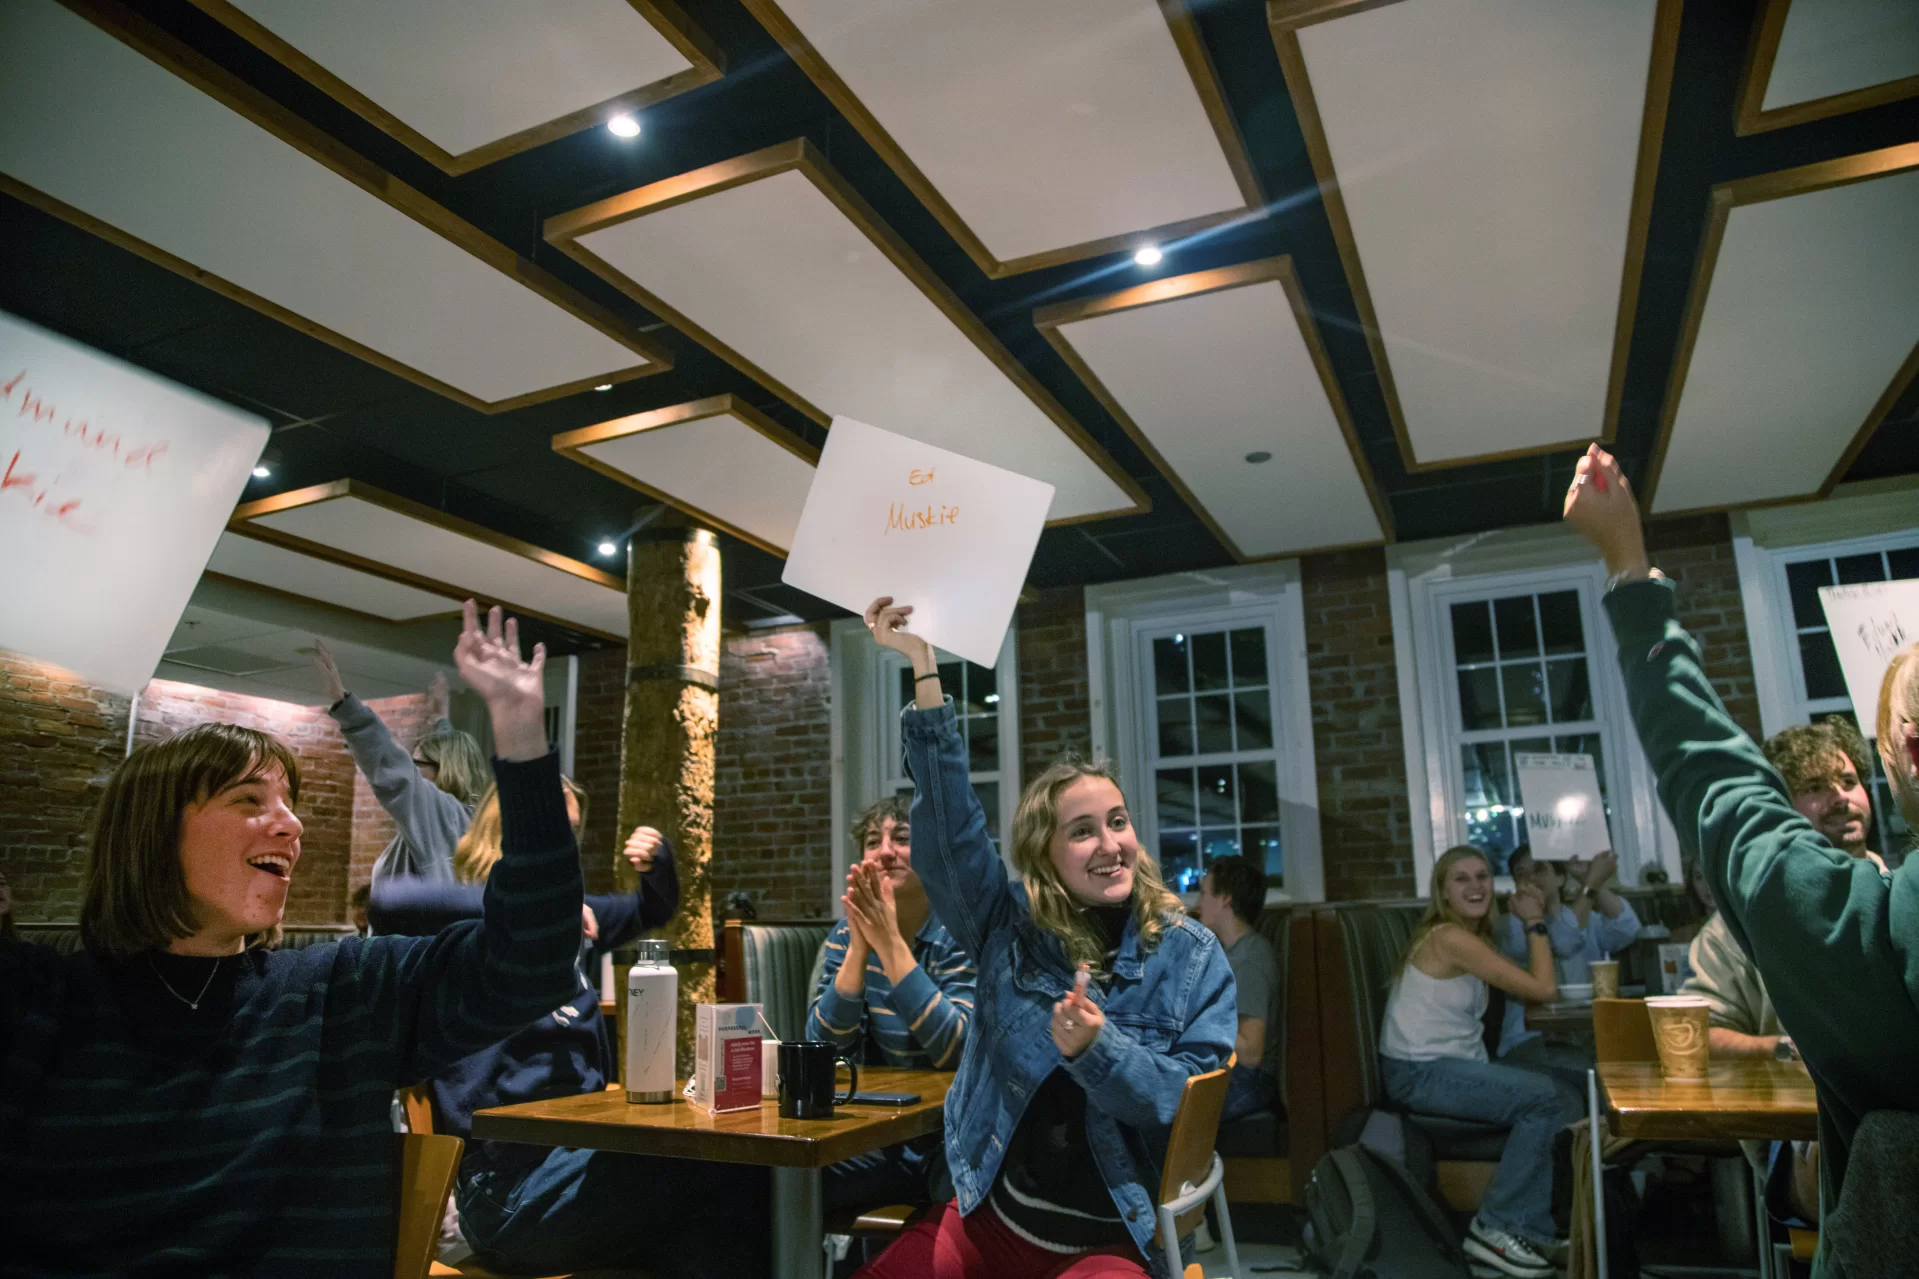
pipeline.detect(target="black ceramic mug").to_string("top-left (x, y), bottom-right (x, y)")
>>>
top-left (777, 1040), bottom-right (858, 1119)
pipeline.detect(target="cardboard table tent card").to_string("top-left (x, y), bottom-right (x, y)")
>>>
top-left (781, 417), bottom-right (1055, 668)
top-left (1818, 579), bottom-right (1919, 737)
top-left (1514, 752), bottom-right (1612, 861)
top-left (0, 311), bottom-right (268, 694)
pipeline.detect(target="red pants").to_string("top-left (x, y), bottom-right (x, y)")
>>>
top-left (851, 1199), bottom-right (1151, 1279)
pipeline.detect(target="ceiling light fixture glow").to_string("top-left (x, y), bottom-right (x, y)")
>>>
top-left (607, 115), bottom-right (641, 139)
top-left (597, 540), bottom-right (618, 557)
top-left (1132, 245), bottom-right (1163, 266)
top-left (594, 383), bottom-right (613, 392)
top-left (252, 465), bottom-right (271, 478)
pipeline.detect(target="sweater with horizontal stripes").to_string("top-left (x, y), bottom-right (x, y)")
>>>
top-left (806, 915), bottom-right (975, 1069)
top-left (0, 751), bottom-right (583, 1279)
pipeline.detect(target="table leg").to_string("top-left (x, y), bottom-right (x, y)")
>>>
top-left (772, 1165), bottom-right (824, 1279)
top-left (1588, 1070), bottom-right (1608, 1278)
top-left (1752, 1162), bottom-right (1773, 1279)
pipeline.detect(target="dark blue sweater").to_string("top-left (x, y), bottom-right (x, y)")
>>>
top-left (369, 840), bottom-right (679, 1138)
top-left (0, 752), bottom-right (583, 1278)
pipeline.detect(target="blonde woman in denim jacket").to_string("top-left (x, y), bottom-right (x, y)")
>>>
top-left (855, 598), bottom-right (1237, 1279)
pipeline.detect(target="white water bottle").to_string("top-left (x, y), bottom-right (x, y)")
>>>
top-left (625, 939), bottom-right (677, 1103)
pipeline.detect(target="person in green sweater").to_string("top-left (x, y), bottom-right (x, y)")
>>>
top-left (1562, 444), bottom-right (1919, 1274)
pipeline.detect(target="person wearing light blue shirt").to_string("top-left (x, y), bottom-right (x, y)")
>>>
top-left (1495, 845), bottom-right (1638, 1080)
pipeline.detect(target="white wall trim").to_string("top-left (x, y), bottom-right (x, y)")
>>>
top-left (1386, 564), bottom-right (1436, 888)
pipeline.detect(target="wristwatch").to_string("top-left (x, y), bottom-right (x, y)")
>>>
top-left (1605, 566), bottom-right (1666, 593)
top-left (1526, 922), bottom-right (1550, 937)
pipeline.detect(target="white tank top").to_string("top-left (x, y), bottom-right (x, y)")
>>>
top-left (1379, 958), bottom-right (1489, 1064)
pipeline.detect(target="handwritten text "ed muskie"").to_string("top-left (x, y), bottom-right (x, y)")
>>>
top-left (885, 501), bottom-right (959, 534)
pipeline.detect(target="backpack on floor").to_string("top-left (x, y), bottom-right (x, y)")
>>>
top-left (1303, 1143), bottom-right (1474, 1279)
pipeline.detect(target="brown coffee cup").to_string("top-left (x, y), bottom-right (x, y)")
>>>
top-left (1590, 960), bottom-right (1620, 1000)
top-left (1645, 996), bottom-right (1712, 1080)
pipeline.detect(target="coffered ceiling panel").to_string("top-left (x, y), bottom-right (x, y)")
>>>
top-left (1737, 0), bottom-right (1919, 135)
top-left (744, 0), bottom-right (1258, 277)
top-left (1648, 148), bottom-right (1919, 516)
top-left (553, 395), bottom-right (817, 557)
top-left (195, 0), bottom-right (722, 173)
top-left (545, 140), bottom-right (1148, 526)
top-left (1036, 259), bottom-right (1388, 560)
top-left (233, 481), bottom-right (629, 639)
top-left (206, 532), bottom-right (461, 622)
top-left (0, 0), bottom-right (668, 413)
top-left (1272, 0), bottom-right (1675, 468)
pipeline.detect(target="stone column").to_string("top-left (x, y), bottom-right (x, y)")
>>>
top-left (618, 512), bottom-right (720, 1075)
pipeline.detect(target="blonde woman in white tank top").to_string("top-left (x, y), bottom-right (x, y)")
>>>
top-left (1377, 846), bottom-right (1580, 1279)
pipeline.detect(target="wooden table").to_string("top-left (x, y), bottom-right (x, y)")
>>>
top-left (1524, 999), bottom-right (1596, 1034)
top-left (1597, 1059), bottom-right (1818, 1142)
top-left (472, 1065), bottom-right (950, 1279)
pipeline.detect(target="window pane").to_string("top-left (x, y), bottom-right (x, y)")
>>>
top-left (1800, 631), bottom-right (1847, 700)
top-left (1230, 627), bottom-right (1268, 686)
top-left (973, 781), bottom-right (1000, 844)
top-left (1156, 768), bottom-right (1196, 829)
top-left (1785, 558), bottom-right (1834, 630)
top-left (1197, 764), bottom-right (1235, 825)
top-left (1192, 631), bottom-right (1230, 692)
top-left (1239, 761), bottom-right (1278, 824)
top-left (1501, 663), bottom-right (1549, 727)
top-left (1201, 830), bottom-right (1242, 862)
top-left (1511, 736), bottom-right (1553, 760)
top-left (1235, 691), bottom-right (1273, 751)
top-left (1465, 808), bottom-right (1523, 875)
top-left (1158, 831), bottom-right (1200, 892)
top-left (1458, 667), bottom-right (1502, 730)
top-left (1887, 546), bottom-right (1919, 580)
top-left (1835, 552), bottom-right (1886, 586)
top-left (1194, 694), bottom-right (1233, 754)
top-left (1546, 658), bottom-right (1593, 723)
top-left (1537, 591), bottom-right (1583, 656)
top-left (1461, 742), bottom-right (1513, 810)
top-left (1243, 826), bottom-right (1282, 881)
top-left (1494, 595), bottom-right (1539, 658)
top-left (963, 662), bottom-right (997, 715)
top-left (967, 716), bottom-right (999, 772)
top-left (1157, 696), bottom-right (1194, 757)
top-left (897, 665), bottom-right (916, 709)
top-left (1451, 601), bottom-right (1495, 665)
top-left (1153, 635), bottom-right (1190, 695)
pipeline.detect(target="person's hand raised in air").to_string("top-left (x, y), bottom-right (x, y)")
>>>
top-left (453, 601), bottom-right (547, 762)
top-left (865, 596), bottom-right (933, 667)
top-left (1563, 444), bottom-right (1650, 580)
top-left (311, 638), bottom-right (347, 705)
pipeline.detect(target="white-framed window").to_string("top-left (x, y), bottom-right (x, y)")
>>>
top-left (1391, 527), bottom-right (1676, 889)
top-left (1736, 512), bottom-right (1919, 855)
top-left (1086, 562), bottom-right (1322, 903)
top-left (829, 621), bottom-right (1020, 911)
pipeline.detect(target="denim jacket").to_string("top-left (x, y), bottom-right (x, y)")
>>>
top-left (903, 700), bottom-right (1236, 1270)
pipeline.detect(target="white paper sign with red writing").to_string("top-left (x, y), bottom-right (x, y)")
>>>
top-left (1514, 752), bottom-right (1612, 860)
top-left (1, 310), bottom-right (268, 694)
top-left (1819, 578), bottom-right (1919, 737)
top-left (781, 416), bottom-right (1054, 668)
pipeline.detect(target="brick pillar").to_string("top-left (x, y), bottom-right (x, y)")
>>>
top-left (619, 515), bottom-right (720, 1073)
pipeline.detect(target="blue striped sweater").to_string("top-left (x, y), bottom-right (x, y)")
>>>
top-left (806, 916), bottom-right (975, 1069)
top-left (0, 752), bottom-right (583, 1278)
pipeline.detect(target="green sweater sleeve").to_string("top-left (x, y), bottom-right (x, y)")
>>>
top-left (1602, 578), bottom-right (1919, 1212)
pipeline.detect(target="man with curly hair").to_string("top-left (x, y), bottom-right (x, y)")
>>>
top-left (1762, 717), bottom-right (1879, 863)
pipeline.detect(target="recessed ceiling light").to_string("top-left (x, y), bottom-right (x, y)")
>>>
top-left (1132, 245), bottom-right (1163, 266)
top-left (594, 383), bottom-right (613, 392)
top-left (597, 540), bottom-right (618, 557)
top-left (1244, 450), bottom-right (1272, 464)
top-left (607, 115), bottom-right (641, 139)
top-left (252, 465), bottom-right (271, 478)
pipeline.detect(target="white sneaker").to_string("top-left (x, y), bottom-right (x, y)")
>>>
top-left (1463, 1217), bottom-right (1555, 1278)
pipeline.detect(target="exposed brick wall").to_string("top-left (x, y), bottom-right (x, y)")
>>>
top-left (1017, 586), bottom-right (1094, 779)
top-left (346, 694), bottom-right (434, 893)
top-left (712, 625), bottom-right (836, 919)
top-left (1646, 512), bottom-right (1761, 742)
top-left (1301, 548), bottom-right (1418, 901)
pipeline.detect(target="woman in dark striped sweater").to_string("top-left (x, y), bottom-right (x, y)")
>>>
top-left (0, 602), bottom-right (585, 1278)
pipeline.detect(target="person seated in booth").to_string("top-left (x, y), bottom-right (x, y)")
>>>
top-left (1193, 855), bottom-right (1281, 1123)
top-left (2, 602), bottom-right (589, 1274)
top-left (315, 641), bottom-right (488, 889)
top-left (1379, 844), bottom-right (1579, 1279)
top-left (854, 596), bottom-right (1235, 1279)
top-left (1563, 444), bottom-right (1919, 1269)
top-left (348, 881), bottom-right (372, 936)
top-left (807, 795), bottom-right (976, 1214)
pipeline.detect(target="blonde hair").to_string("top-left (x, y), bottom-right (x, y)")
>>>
top-left (1877, 643), bottom-right (1919, 837)
top-left (1399, 844), bottom-right (1497, 974)
top-left (454, 775), bottom-right (588, 883)
top-left (1010, 756), bottom-right (1184, 973)
top-left (418, 728), bottom-right (488, 807)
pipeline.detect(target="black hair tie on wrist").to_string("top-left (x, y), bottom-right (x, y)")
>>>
top-left (914, 672), bottom-right (941, 684)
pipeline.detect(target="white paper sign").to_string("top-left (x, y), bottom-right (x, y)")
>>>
top-left (781, 417), bottom-right (1054, 667)
top-left (0, 310), bottom-right (268, 694)
top-left (1514, 752), bottom-right (1612, 860)
top-left (1818, 579), bottom-right (1919, 737)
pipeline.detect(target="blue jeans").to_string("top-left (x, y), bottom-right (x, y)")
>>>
top-left (1222, 1065), bottom-right (1277, 1124)
top-left (457, 1141), bottom-right (769, 1278)
top-left (1380, 1054), bottom-right (1581, 1245)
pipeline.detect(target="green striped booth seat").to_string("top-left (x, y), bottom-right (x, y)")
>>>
top-left (1216, 905), bottom-right (1305, 1204)
top-left (17, 923), bottom-right (359, 954)
top-left (717, 918), bottom-right (834, 1045)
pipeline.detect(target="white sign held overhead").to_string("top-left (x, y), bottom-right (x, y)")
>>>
top-left (0, 310), bottom-right (268, 695)
top-left (781, 416), bottom-right (1054, 668)
top-left (1818, 579), bottom-right (1919, 737)
top-left (1514, 752), bottom-right (1612, 860)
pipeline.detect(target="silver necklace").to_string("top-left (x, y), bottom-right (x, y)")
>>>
top-left (149, 956), bottom-right (222, 1010)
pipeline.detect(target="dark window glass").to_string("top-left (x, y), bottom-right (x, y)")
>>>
top-left (1230, 628), bottom-right (1268, 686)
top-left (1886, 546), bottom-right (1919, 580)
top-left (1158, 831), bottom-right (1200, 892)
top-left (1547, 658), bottom-right (1593, 723)
top-left (1537, 591), bottom-right (1584, 656)
top-left (1157, 697), bottom-right (1194, 757)
top-left (1235, 692), bottom-right (1273, 751)
top-left (1192, 631), bottom-right (1230, 692)
top-left (1461, 742), bottom-right (1513, 810)
top-left (897, 666), bottom-right (916, 709)
top-left (1800, 631), bottom-right (1847, 700)
top-left (1452, 601), bottom-right (1495, 665)
top-left (1244, 827), bottom-right (1283, 880)
top-left (1197, 764), bottom-right (1236, 825)
top-left (1156, 769), bottom-right (1195, 829)
top-left (1786, 558), bottom-right (1834, 630)
top-left (1194, 695), bottom-right (1233, 754)
top-left (1501, 664), bottom-right (1549, 727)
top-left (1494, 595), bottom-right (1540, 658)
top-left (1153, 635), bottom-right (1190, 696)
top-left (964, 662), bottom-right (997, 715)
top-left (1835, 553), bottom-right (1887, 586)
top-left (1458, 667), bottom-right (1502, 730)
top-left (1201, 830), bottom-right (1242, 863)
top-left (1239, 761), bottom-right (1279, 824)
top-left (967, 717), bottom-right (999, 772)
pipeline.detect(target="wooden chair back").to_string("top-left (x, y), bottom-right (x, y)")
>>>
top-left (1156, 1066), bottom-right (1231, 1242)
top-left (1593, 998), bottom-right (1658, 1064)
top-left (396, 1132), bottom-right (464, 1279)
top-left (401, 1085), bottom-right (437, 1135)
